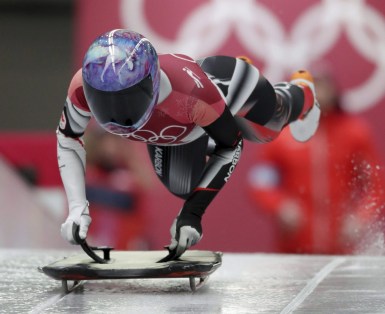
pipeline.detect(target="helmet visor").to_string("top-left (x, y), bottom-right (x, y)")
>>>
top-left (83, 74), bottom-right (154, 134)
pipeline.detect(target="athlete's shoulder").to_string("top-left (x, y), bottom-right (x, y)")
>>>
top-left (159, 53), bottom-right (196, 64)
top-left (67, 69), bottom-right (90, 112)
top-left (158, 53), bottom-right (204, 92)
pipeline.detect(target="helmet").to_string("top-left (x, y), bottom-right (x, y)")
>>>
top-left (82, 29), bottom-right (160, 135)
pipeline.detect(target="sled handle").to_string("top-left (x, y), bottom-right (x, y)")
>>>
top-left (157, 246), bottom-right (181, 263)
top-left (73, 225), bottom-right (112, 264)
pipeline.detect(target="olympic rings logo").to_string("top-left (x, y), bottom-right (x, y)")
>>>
top-left (120, 0), bottom-right (385, 112)
top-left (123, 125), bottom-right (188, 144)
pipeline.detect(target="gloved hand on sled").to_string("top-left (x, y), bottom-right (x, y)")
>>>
top-left (61, 202), bottom-right (91, 245)
top-left (166, 212), bottom-right (203, 260)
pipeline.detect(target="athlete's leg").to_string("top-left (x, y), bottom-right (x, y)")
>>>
top-left (198, 56), bottom-right (318, 143)
top-left (147, 135), bottom-right (209, 199)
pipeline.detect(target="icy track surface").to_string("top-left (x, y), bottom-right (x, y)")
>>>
top-left (1, 249), bottom-right (385, 313)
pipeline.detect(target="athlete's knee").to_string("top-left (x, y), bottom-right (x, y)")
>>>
top-left (242, 75), bottom-right (277, 125)
top-left (274, 82), bottom-right (304, 123)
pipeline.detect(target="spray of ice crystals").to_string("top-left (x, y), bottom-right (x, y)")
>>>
top-left (348, 157), bottom-right (385, 255)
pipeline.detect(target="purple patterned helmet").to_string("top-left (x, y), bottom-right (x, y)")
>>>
top-left (82, 29), bottom-right (160, 135)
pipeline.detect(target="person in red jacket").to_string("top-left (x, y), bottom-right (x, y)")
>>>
top-left (57, 29), bottom-right (320, 259)
top-left (248, 69), bottom-right (385, 254)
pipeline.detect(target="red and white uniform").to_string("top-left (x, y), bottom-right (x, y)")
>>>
top-left (57, 53), bottom-right (311, 255)
top-left (57, 54), bottom-right (247, 249)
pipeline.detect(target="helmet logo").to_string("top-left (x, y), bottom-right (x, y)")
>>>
top-left (100, 36), bottom-right (152, 86)
top-left (100, 54), bottom-right (134, 84)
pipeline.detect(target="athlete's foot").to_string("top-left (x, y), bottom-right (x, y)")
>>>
top-left (289, 70), bottom-right (321, 142)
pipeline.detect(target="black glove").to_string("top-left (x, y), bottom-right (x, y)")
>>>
top-left (167, 212), bottom-right (203, 259)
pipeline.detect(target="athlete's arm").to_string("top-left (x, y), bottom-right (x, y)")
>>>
top-left (183, 105), bottom-right (243, 218)
top-left (57, 73), bottom-right (93, 244)
top-left (168, 105), bottom-right (243, 258)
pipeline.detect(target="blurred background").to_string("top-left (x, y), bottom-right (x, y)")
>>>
top-left (1, 0), bottom-right (385, 254)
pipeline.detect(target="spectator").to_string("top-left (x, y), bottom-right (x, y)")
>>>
top-left (248, 68), bottom-right (385, 254)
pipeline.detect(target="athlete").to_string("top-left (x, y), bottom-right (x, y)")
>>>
top-left (57, 29), bottom-right (320, 259)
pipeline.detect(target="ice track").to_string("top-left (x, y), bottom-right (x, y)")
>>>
top-left (1, 250), bottom-right (385, 313)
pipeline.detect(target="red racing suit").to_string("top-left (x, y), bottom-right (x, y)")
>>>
top-left (57, 54), bottom-right (247, 244)
top-left (57, 53), bottom-right (308, 249)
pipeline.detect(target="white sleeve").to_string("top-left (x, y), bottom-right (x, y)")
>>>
top-left (57, 94), bottom-right (93, 214)
top-left (57, 129), bottom-right (88, 213)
